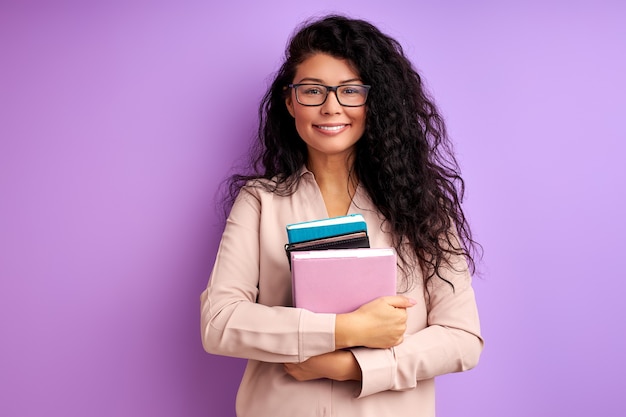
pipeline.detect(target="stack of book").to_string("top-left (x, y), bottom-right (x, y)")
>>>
top-left (284, 214), bottom-right (370, 264)
top-left (285, 214), bottom-right (397, 314)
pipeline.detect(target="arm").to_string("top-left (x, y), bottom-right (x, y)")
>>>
top-left (283, 295), bottom-right (417, 381)
top-left (200, 187), bottom-right (336, 363)
top-left (351, 256), bottom-right (483, 397)
top-left (283, 350), bottom-right (362, 382)
top-left (284, 255), bottom-right (483, 395)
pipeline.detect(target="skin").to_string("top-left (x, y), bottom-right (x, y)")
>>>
top-left (285, 53), bottom-right (366, 218)
top-left (285, 296), bottom-right (417, 382)
top-left (283, 53), bottom-right (415, 382)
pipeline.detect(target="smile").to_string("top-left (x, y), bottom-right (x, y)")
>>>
top-left (315, 124), bottom-right (348, 131)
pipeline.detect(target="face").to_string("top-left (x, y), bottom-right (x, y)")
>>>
top-left (285, 53), bottom-right (367, 162)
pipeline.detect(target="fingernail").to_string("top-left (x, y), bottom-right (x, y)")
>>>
top-left (408, 298), bottom-right (417, 305)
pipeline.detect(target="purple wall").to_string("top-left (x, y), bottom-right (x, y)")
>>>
top-left (1, 1), bottom-right (624, 416)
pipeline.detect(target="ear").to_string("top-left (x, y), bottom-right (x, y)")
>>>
top-left (285, 95), bottom-right (296, 118)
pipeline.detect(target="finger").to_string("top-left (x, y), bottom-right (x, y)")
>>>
top-left (381, 295), bottom-right (417, 308)
top-left (392, 335), bottom-right (404, 346)
top-left (283, 363), bottom-right (296, 374)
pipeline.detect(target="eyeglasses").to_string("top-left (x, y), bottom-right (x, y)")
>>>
top-left (288, 83), bottom-right (371, 107)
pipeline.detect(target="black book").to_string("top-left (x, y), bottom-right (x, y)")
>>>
top-left (284, 231), bottom-right (370, 268)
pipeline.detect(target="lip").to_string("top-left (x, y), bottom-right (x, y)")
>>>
top-left (313, 123), bottom-right (350, 135)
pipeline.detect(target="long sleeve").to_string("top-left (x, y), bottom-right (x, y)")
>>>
top-left (351, 253), bottom-right (483, 397)
top-left (200, 186), bottom-right (336, 363)
top-left (200, 173), bottom-right (482, 417)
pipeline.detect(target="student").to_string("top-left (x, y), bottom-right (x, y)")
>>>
top-left (201, 14), bottom-right (483, 417)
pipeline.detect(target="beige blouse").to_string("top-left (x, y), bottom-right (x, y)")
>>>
top-left (200, 168), bottom-right (483, 417)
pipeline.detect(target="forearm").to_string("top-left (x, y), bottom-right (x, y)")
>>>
top-left (201, 289), bottom-right (336, 363)
top-left (351, 325), bottom-right (483, 397)
top-left (334, 312), bottom-right (358, 349)
top-left (349, 272), bottom-right (483, 397)
top-left (284, 350), bottom-right (362, 382)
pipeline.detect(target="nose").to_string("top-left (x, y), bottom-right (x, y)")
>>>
top-left (321, 90), bottom-right (342, 114)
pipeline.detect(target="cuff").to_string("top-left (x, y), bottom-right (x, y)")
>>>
top-left (350, 346), bottom-right (396, 398)
top-left (298, 309), bottom-right (336, 362)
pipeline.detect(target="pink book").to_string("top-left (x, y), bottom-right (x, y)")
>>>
top-left (290, 248), bottom-right (397, 314)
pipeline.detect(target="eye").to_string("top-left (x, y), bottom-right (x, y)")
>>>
top-left (301, 86), bottom-right (325, 95)
top-left (339, 86), bottom-right (364, 95)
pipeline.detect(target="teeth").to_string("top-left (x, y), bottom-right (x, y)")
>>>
top-left (317, 125), bottom-right (346, 131)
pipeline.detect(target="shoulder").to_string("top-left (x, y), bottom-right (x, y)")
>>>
top-left (239, 167), bottom-right (311, 200)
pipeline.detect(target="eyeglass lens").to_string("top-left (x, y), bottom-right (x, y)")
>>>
top-left (295, 84), bottom-right (368, 106)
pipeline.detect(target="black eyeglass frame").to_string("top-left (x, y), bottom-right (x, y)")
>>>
top-left (287, 83), bottom-right (371, 107)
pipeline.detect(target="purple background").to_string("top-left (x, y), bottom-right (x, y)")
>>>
top-left (1, 1), bottom-right (625, 416)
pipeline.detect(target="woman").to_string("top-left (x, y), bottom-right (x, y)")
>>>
top-left (201, 15), bottom-right (483, 417)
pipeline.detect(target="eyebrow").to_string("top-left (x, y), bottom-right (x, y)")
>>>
top-left (296, 77), bottom-right (363, 84)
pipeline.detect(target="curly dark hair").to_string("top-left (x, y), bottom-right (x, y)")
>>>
top-left (225, 14), bottom-right (480, 289)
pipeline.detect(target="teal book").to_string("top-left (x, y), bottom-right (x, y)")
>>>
top-left (286, 214), bottom-right (367, 244)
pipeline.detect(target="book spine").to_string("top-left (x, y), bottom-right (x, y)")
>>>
top-left (287, 222), bottom-right (366, 243)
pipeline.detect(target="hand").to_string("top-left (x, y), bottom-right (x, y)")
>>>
top-left (335, 295), bottom-right (416, 349)
top-left (283, 350), bottom-right (361, 382)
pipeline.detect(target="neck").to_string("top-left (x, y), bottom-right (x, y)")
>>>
top-left (307, 153), bottom-right (358, 217)
top-left (307, 152), bottom-right (357, 185)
